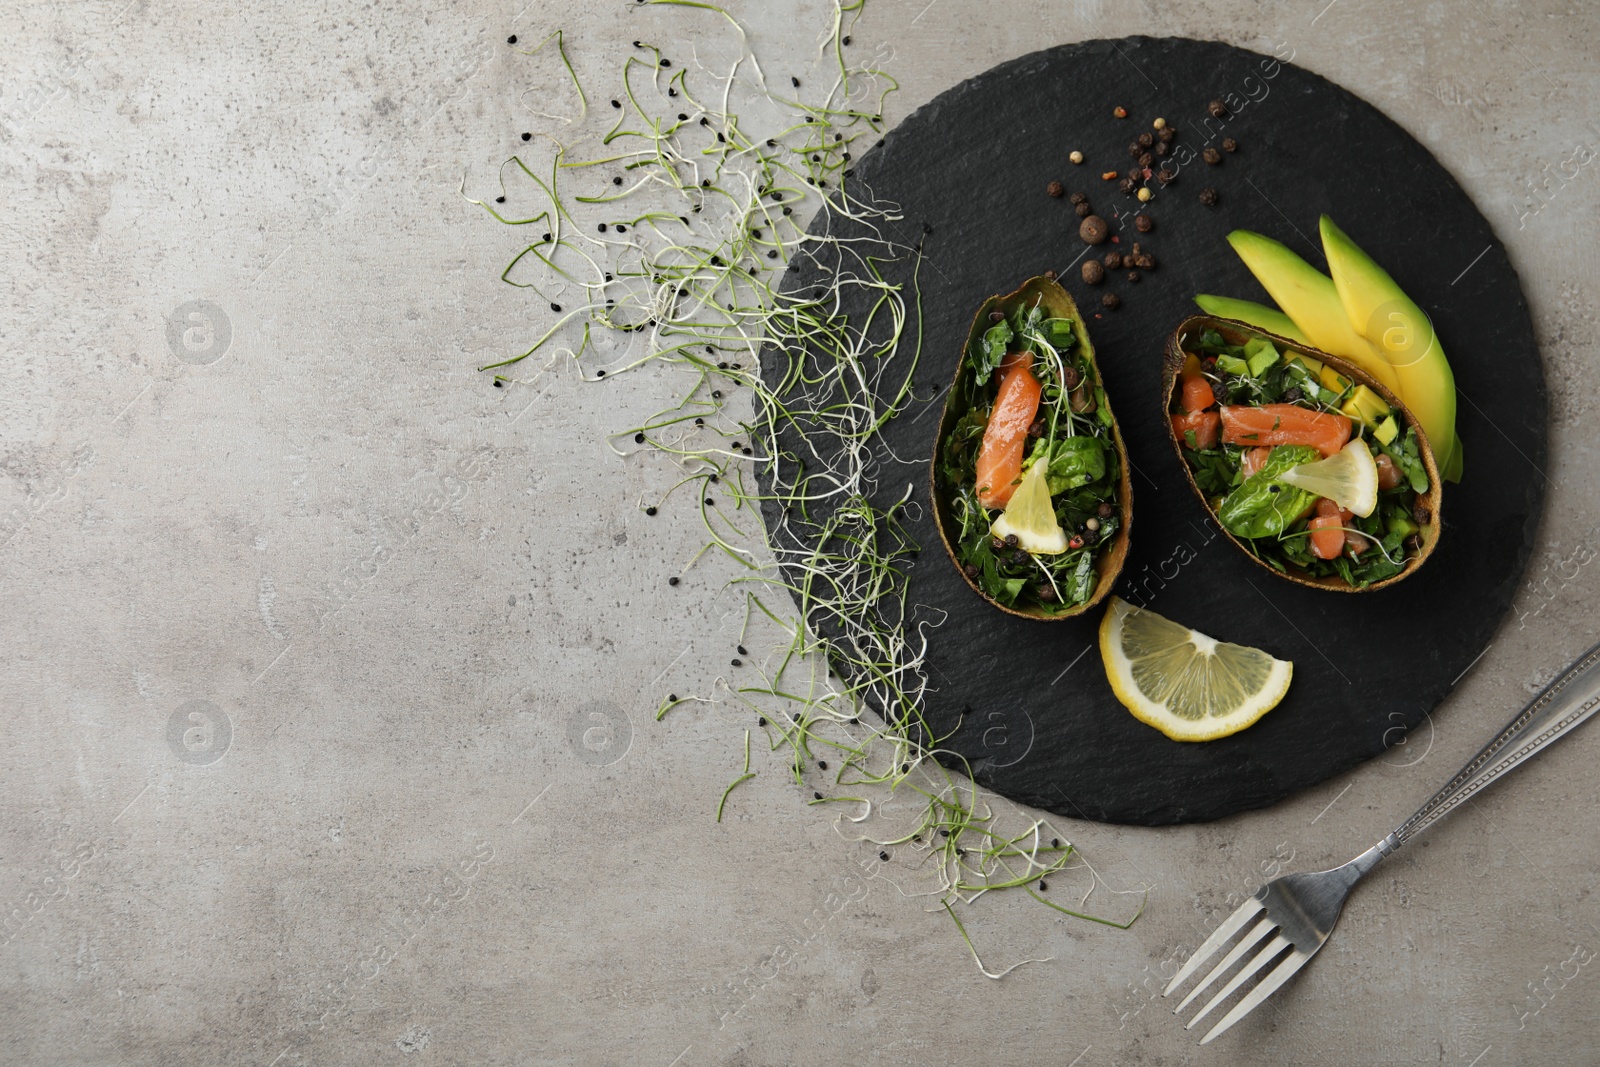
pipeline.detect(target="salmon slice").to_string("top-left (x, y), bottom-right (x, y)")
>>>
top-left (1240, 446), bottom-right (1274, 478)
top-left (1220, 403), bottom-right (1351, 458)
top-left (974, 352), bottom-right (1042, 510)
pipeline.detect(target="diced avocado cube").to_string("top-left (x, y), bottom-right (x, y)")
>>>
top-left (1215, 354), bottom-right (1249, 375)
top-left (1389, 513), bottom-right (1420, 539)
top-left (1340, 385), bottom-right (1392, 427)
top-left (1243, 337), bottom-right (1280, 378)
top-left (1373, 414), bottom-right (1400, 446)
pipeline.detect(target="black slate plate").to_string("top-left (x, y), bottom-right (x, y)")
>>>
top-left (760, 37), bottom-right (1545, 825)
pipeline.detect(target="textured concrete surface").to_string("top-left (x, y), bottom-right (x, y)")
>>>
top-left (3, 1), bottom-right (1598, 1064)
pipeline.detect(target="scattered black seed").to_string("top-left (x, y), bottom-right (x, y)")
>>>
top-left (598, 223), bottom-right (607, 232)
top-left (768, 250), bottom-right (778, 259)
top-left (717, 132), bottom-right (726, 143)
top-left (842, 34), bottom-right (851, 44)
top-left (660, 58), bottom-right (671, 68)
top-left (902, 764), bottom-right (910, 773)
top-left (814, 791), bottom-right (823, 800)
top-left (705, 497), bottom-right (715, 506)
top-left (507, 34), bottom-right (517, 44)
top-left (737, 645), bottom-right (748, 655)
top-left (1038, 881), bottom-right (1048, 892)
top-left (1268, 485), bottom-right (1281, 494)
top-left (940, 829), bottom-right (951, 837)
top-left (699, 116), bottom-right (709, 126)
top-left (611, 99), bottom-right (622, 109)
top-left (494, 195), bottom-right (505, 203)
top-left (634, 432), bottom-right (646, 444)
top-left (782, 206), bottom-right (792, 215)
top-left (645, 506), bottom-right (658, 516)
top-left (596, 369), bottom-right (606, 377)
top-left (712, 390), bottom-right (722, 399)
top-left (700, 179), bottom-right (711, 188)
top-left (616, 225), bottom-right (626, 233)
top-left (492, 380), bottom-right (502, 388)
top-left (669, 693), bottom-right (677, 701)
top-left (521, 132), bottom-right (531, 141)
top-left (709, 474), bottom-right (719, 484)
top-left (1051, 838), bottom-right (1060, 847)
top-left (695, 417), bottom-right (704, 425)
top-left (742, 447), bottom-right (753, 456)
top-left (669, 576), bottom-right (680, 586)
top-left (791, 76), bottom-right (801, 87)
top-left (731, 658), bottom-right (742, 667)
top-left (879, 851), bottom-right (889, 861)
top-left (613, 176), bottom-right (624, 186)
top-left (819, 760), bottom-right (828, 770)
top-left (605, 272), bottom-right (614, 281)
top-left (550, 302), bottom-right (562, 312)
top-left (1199, 187), bottom-right (1220, 206)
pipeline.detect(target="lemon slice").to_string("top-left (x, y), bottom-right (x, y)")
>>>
top-left (1277, 438), bottom-right (1379, 517)
top-left (990, 459), bottom-right (1066, 554)
top-left (1098, 597), bottom-right (1292, 742)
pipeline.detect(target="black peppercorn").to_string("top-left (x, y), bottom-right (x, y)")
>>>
top-left (991, 536), bottom-right (1006, 552)
top-left (1043, 269), bottom-right (1056, 281)
top-left (1127, 140), bottom-right (1143, 158)
top-left (1103, 252), bottom-right (1123, 270)
top-left (1138, 132), bottom-right (1154, 148)
top-left (1079, 215), bottom-right (1110, 243)
top-left (1036, 584), bottom-right (1056, 602)
top-left (1047, 180), bottom-right (1065, 198)
top-left (1081, 260), bottom-right (1105, 284)
top-left (1153, 140), bottom-right (1171, 157)
top-left (1097, 501), bottom-right (1114, 519)
top-left (1063, 366), bottom-right (1082, 388)
top-left (1135, 254), bottom-right (1156, 270)
top-left (1126, 270), bottom-right (1141, 283)
top-left (1283, 386), bottom-right (1304, 404)
top-left (963, 562), bottom-right (979, 579)
top-left (1208, 99), bottom-right (1228, 119)
top-left (1222, 136), bottom-right (1239, 153)
top-left (1158, 126), bottom-right (1175, 144)
top-left (1102, 292), bottom-right (1121, 310)
top-left (1202, 146), bottom-right (1222, 165)
top-left (1074, 202), bottom-right (1092, 218)
top-left (1157, 167), bottom-right (1177, 185)
top-left (989, 309), bottom-right (1005, 323)
top-left (1004, 533), bottom-right (1020, 548)
top-left (1199, 187), bottom-right (1220, 206)
top-left (1134, 213), bottom-right (1154, 233)
top-left (1138, 151), bottom-right (1154, 168)
top-left (1119, 176), bottom-right (1138, 196)
top-left (1068, 191), bottom-right (1088, 205)
top-left (1413, 502), bottom-right (1433, 525)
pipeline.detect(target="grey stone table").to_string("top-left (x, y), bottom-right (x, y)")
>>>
top-left (2, 1), bottom-right (1597, 1064)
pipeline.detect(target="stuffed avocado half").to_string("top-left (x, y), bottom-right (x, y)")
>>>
top-left (1163, 315), bottom-right (1442, 592)
top-left (931, 277), bottom-right (1132, 620)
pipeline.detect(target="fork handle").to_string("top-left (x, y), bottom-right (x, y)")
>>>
top-left (1380, 639), bottom-right (1600, 852)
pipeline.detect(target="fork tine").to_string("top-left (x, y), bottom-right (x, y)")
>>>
top-left (1162, 897), bottom-right (1265, 997)
top-left (1173, 917), bottom-right (1276, 1013)
top-left (1199, 946), bottom-right (1315, 1044)
top-left (1184, 933), bottom-right (1291, 1029)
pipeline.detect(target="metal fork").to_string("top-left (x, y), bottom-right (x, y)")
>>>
top-left (1164, 639), bottom-right (1600, 1044)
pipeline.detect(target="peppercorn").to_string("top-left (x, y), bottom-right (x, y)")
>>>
top-left (1097, 502), bottom-right (1114, 519)
top-left (1086, 517), bottom-right (1101, 531)
top-left (1011, 550), bottom-right (1030, 566)
top-left (1126, 270), bottom-right (1141, 283)
top-left (1027, 417), bottom-right (1046, 437)
top-left (1222, 136), bottom-right (1239, 153)
top-left (1134, 213), bottom-right (1154, 233)
top-left (1136, 254), bottom-right (1156, 270)
top-left (989, 310), bottom-right (1005, 323)
top-left (1113, 106), bottom-right (1128, 118)
top-left (1079, 215), bottom-right (1110, 244)
top-left (1103, 252), bottom-right (1123, 270)
top-left (1047, 180), bottom-right (1065, 198)
top-left (1102, 292), bottom-right (1120, 310)
top-left (963, 562), bottom-right (979, 579)
top-left (1158, 126), bottom-right (1175, 144)
top-left (1074, 201), bottom-right (1092, 218)
top-left (1282, 386), bottom-right (1303, 404)
top-left (1413, 502), bottom-right (1433, 525)
top-left (1004, 533), bottom-right (1020, 548)
top-left (1127, 141), bottom-right (1143, 158)
top-left (1069, 150), bottom-right (1084, 164)
top-left (991, 537), bottom-right (1006, 552)
top-left (1043, 269), bottom-right (1057, 281)
top-left (1138, 151), bottom-right (1154, 168)
top-left (1157, 167), bottom-right (1177, 185)
top-left (1199, 187), bottom-right (1220, 206)
top-left (1068, 191), bottom-right (1088, 205)
top-left (1152, 117), bottom-right (1167, 130)
top-left (1069, 534), bottom-right (1085, 549)
top-left (1153, 140), bottom-right (1171, 157)
top-left (1081, 260), bottom-right (1105, 284)
top-left (1137, 187), bottom-right (1153, 202)
top-left (1203, 146), bottom-right (1222, 165)
top-left (1208, 99), bottom-right (1228, 118)
top-left (1036, 584), bottom-right (1056, 602)
top-left (1119, 176), bottom-right (1137, 196)
top-left (1063, 366), bottom-right (1082, 388)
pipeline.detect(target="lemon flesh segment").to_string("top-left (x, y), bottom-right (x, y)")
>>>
top-left (1098, 597), bottom-right (1293, 742)
top-left (1278, 438), bottom-right (1379, 517)
top-left (990, 459), bottom-right (1067, 554)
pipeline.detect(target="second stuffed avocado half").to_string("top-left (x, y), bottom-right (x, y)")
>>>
top-left (931, 277), bottom-right (1132, 620)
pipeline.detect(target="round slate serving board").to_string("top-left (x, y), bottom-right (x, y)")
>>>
top-left (761, 37), bottom-right (1546, 825)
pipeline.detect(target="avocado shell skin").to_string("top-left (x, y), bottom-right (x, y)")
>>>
top-left (1162, 314), bottom-right (1443, 592)
top-left (930, 275), bottom-right (1133, 621)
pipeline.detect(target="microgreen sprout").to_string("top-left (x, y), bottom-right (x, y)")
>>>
top-left (478, 0), bottom-right (1143, 973)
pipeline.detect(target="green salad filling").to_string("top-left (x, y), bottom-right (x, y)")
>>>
top-left (1174, 326), bottom-right (1433, 588)
top-left (937, 294), bottom-right (1122, 613)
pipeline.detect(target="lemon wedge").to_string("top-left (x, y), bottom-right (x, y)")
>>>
top-left (990, 459), bottom-right (1066, 554)
top-left (1098, 597), bottom-right (1292, 742)
top-left (1278, 438), bottom-right (1379, 517)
